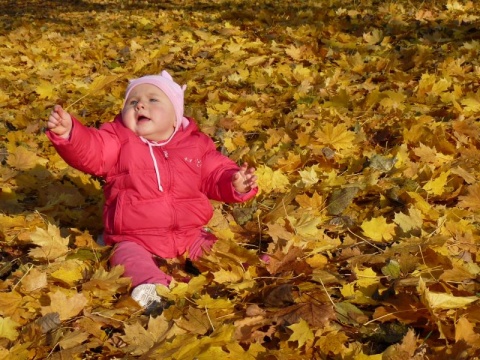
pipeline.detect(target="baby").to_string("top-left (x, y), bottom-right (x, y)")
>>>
top-left (47, 71), bottom-right (258, 313)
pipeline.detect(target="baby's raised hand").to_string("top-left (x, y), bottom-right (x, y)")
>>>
top-left (232, 163), bottom-right (258, 193)
top-left (47, 105), bottom-right (72, 139)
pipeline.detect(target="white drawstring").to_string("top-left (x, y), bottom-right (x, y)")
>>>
top-left (141, 138), bottom-right (163, 192)
top-left (138, 117), bottom-right (190, 193)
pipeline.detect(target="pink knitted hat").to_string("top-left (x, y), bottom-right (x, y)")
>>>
top-left (123, 70), bottom-right (187, 133)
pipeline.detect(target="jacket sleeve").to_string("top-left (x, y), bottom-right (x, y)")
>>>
top-left (46, 116), bottom-right (121, 177)
top-left (200, 136), bottom-right (258, 203)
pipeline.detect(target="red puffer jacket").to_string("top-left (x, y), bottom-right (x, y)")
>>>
top-left (47, 114), bottom-right (257, 258)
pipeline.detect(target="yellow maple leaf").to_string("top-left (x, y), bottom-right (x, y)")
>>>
top-left (314, 123), bottom-right (356, 151)
top-left (417, 74), bottom-right (451, 98)
top-left (461, 94), bottom-right (480, 115)
top-left (394, 207), bottom-right (423, 232)
top-left (306, 253), bottom-right (328, 269)
top-left (0, 292), bottom-right (23, 318)
top-left (407, 192), bottom-right (440, 220)
top-left (237, 111), bottom-right (261, 132)
top-left (413, 143), bottom-right (453, 167)
top-left (295, 131), bottom-right (311, 147)
top-left (361, 216), bottom-right (397, 242)
top-left (256, 165), bottom-right (290, 194)
top-left (287, 214), bottom-right (322, 238)
top-left (0, 317), bottom-right (20, 341)
top-left (287, 319), bottom-right (314, 348)
top-left (29, 224), bottom-right (69, 260)
top-left (340, 282), bottom-right (356, 298)
top-left (207, 208), bottom-right (236, 241)
top-left (293, 64), bottom-right (311, 82)
top-left (355, 267), bottom-right (379, 288)
top-left (298, 166), bottom-right (320, 187)
top-left (458, 183), bottom-right (480, 211)
top-left (317, 331), bottom-right (349, 356)
top-left (285, 45), bottom-right (303, 60)
top-left (121, 322), bottom-right (156, 356)
top-left (431, 78), bottom-right (451, 96)
top-left (6, 146), bottom-right (48, 170)
top-left (195, 294), bottom-right (234, 310)
top-left (225, 342), bottom-right (266, 358)
top-left (295, 191), bottom-right (324, 210)
top-left (380, 90), bottom-right (406, 111)
top-left (213, 267), bottom-right (244, 284)
top-left (35, 80), bottom-right (56, 100)
top-left (423, 170), bottom-right (450, 196)
top-left (277, 152), bottom-right (302, 171)
top-left (41, 290), bottom-right (88, 320)
top-left (50, 259), bottom-right (87, 287)
top-left (245, 55), bottom-right (267, 67)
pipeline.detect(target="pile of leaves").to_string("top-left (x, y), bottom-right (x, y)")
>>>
top-left (1, 0), bottom-right (480, 358)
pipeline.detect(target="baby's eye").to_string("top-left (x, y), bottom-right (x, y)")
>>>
top-left (150, 98), bottom-right (159, 102)
top-left (129, 100), bottom-right (138, 106)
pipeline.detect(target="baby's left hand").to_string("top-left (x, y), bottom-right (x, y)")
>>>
top-left (232, 163), bottom-right (258, 193)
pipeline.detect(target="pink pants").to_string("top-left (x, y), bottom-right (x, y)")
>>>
top-left (110, 230), bottom-right (217, 287)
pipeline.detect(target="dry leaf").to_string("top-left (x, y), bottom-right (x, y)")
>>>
top-left (29, 224), bottom-right (69, 260)
top-left (41, 291), bottom-right (88, 320)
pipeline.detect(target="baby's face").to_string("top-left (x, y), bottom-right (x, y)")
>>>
top-left (122, 84), bottom-right (176, 142)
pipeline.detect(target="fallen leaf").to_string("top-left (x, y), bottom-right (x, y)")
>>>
top-left (418, 277), bottom-right (478, 310)
top-left (41, 290), bottom-right (88, 320)
top-left (287, 319), bottom-right (314, 348)
top-left (29, 224), bottom-right (69, 260)
top-left (361, 216), bottom-right (397, 242)
top-left (22, 267), bottom-right (48, 292)
top-left (0, 317), bottom-right (20, 341)
top-left (274, 303), bottom-right (335, 328)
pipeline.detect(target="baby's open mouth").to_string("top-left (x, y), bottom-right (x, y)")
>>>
top-left (138, 116), bottom-right (150, 122)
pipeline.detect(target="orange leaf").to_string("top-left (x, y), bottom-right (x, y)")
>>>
top-left (458, 183), bottom-right (480, 211)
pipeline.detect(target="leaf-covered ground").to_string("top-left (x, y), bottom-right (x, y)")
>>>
top-left (1, 0), bottom-right (480, 358)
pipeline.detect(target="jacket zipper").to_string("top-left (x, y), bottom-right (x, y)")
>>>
top-left (161, 147), bottom-right (177, 232)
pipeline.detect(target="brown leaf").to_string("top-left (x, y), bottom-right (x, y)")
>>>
top-left (37, 312), bottom-right (61, 334)
top-left (326, 187), bottom-right (359, 216)
top-left (234, 315), bottom-right (268, 342)
top-left (266, 247), bottom-right (303, 275)
top-left (175, 307), bottom-right (211, 335)
top-left (383, 329), bottom-right (424, 360)
top-left (458, 183), bottom-right (480, 211)
top-left (274, 302), bottom-right (335, 328)
top-left (261, 283), bottom-right (295, 308)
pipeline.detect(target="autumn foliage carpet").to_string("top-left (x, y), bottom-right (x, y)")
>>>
top-left (1, 0), bottom-right (480, 358)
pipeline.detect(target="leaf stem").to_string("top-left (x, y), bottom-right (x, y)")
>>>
top-left (363, 308), bottom-right (427, 326)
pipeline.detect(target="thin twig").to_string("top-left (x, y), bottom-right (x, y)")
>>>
top-left (205, 306), bottom-right (215, 331)
top-left (364, 308), bottom-right (427, 326)
top-left (418, 244), bottom-right (437, 282)
top-left (347, 228), bottom-right (384, 252)
top-left (318, 278), bottom-right (336, 308)
top-left (257, 212), bottom-right (262, 254)
top-left (12, 263), bottom-right (34, 291)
